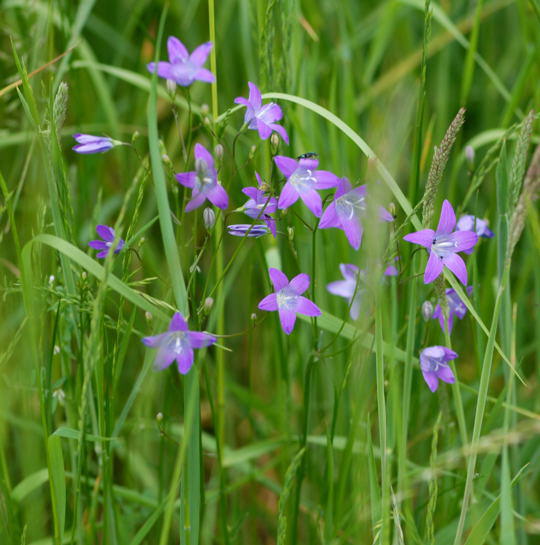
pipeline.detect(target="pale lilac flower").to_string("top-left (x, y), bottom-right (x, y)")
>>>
top-left (319, 179), bottom-right (393, 250)
top-left (241, 173), bottom-right (277, 236)
top-left (327, 264), bottom-right (363, 320)
top-left (175, 144), bottom-right (228, 212)
top-left (403, 200), bottom-right (478, 285)
top-left (384, 257), bottom-right (399, 277)
top-left (72, 134), bottom-right (120, 154)
top-left (274, 155), bottom-right (340, 217)
top-left (234, 82), bottom-right (288, 144)
top-left (432, 286), bottom-right (473, 333)
top-left (147, 36), bottom-right (214, 86)
top-left (88, 225), bottom-right (125, 258)
top-left (419, 346), bottom-right (458, 392)
top-left (142, 313), bottom-right (216, 374)
top-left (457, 215), bottom-right (494, 239)
top-left (258, 268), bottom-right (321, 334)
top-left (227, 224), bottom-right (270, 237)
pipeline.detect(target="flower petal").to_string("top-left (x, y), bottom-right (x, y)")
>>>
top-left (96, 250), bottom-right (109, 259)
top-left (437, 365), bottom-right (456, 384)
top-left (194, 68), bottom-right (215, 83)
top-left (289, 273), bottom-right (310, 295)
top-left (176, 348), bottom-right (194, 374)
top-left (422, 370), bottom-right (439, 392)
top-left (256, 119), bottom-right (272, 140)
top-left (274, 156), bottom-right (298, 177)
top-left (189, 42), bottom-right (213, 67)
top-left (167, 36), bottom-right (189, 62)
top-left (175, 171), bottom-right (196, 188)
top-left (424, 251), bottom-right (444, 283)
top-left (436, 200), bottom-right (456, 235)
top-left (188, 331), bottom-right (216, 349)
top-left (379, 207), bottom-right (394, 222)
top-left (278, 308), bottom-right (297, 335)
top-left (319, 203), bottom-right (340, 228)
top-left (295, 296), bottom-right (321, 316)
top-left (207, 184), bottom-right (229, 210)
top-left (340, 263), bottom-right (359, 279)
top-left (278, 181), bottom-right (299, 209)
top-left (169, 313), bottom-right (188, 331)
top-left (142, 333), bottom-right (168, 348)
top-left (327, 279), bottom-right (354, 298)
top-left (96, 225), bottom-right (114, 242)
top-left (335, 178), bottom-right (353, 199)
top-left (147, 61), bottom-right (174, 80)
top-left (450, 230), bottom-right (478, 253)
top-left (443, 253), bottom-right (468, 285)
top-left (403, 229), bottom-right (435, 248)
top-left (258, 293), bottom-right (278, 311)
top-left (154, 348), bottom-right (177, 370)
top-left (247, 82), bottom-right (262, 110)
top-left (185, 192), bottom-right (207, 212)
top-left (299, 188), bottom-right (322, 217)
top-left (194, 143), bottom-right (215, 170)
top-left (269, 268), bottom-right (288, 291)
top-left (88, 240), bottom-right (108, 250)
top-left (314, 170), bottom-right (340, 189)
top-left (268, 123), bottom-right (289, 144)
top-left (341, 217), bottom-right (363, 250)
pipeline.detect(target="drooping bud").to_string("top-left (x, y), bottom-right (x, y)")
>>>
top-left (203, 207), bottom-right (216, 230)
top-left (270, 133), bottom-right (280, 151)
top-left (203, 297), bottom-right (214, 312)
top-left (166, 79), bottom-right (177, 95)
top-left (214, 143), bottom-right (224, 159)
top-left (422, 300), bottom-right (434, 321)
top-left (465, 145), bottom-right (475, 166)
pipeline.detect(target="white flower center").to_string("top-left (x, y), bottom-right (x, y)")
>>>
top-left (289, 168), bottom-right (317, 192)
top-left (276, 287), bottom-right (298, 310)
top-left (431, 234), bottom-right (457, 259)
top-left (195, 159), bottom-right (214, 192)
top-left (335, 192), bottom-right (366, 220)
top-left (164, 331), bottom-right (188, 354)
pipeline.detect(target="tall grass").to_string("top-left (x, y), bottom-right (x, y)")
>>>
top-left (1, 0), bottom-right (539, 544)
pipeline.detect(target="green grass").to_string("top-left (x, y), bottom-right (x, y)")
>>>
top-left (1, 0), bottom-right (539, 543)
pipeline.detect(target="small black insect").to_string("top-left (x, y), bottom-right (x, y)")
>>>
top-left (297, 152), bottom-right (318, 160)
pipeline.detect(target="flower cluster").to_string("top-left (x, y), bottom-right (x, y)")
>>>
top-left (75, 34), bottom-right (496, 394)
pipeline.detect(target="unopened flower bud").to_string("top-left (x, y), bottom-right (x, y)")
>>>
top-left (250, 313), bottom-right (257, 321)
top-left (145, 311), bottom-right (153, 322)
top-left (287, 226), bottom-right (294, 241)
top-left (422, 300), bottom-right (434, 321)
top-left (131, 131), bottom-right (140, 144)
top-left (249, 145), bottom-right (257, 160)
top-left (200, 104), bottom-right (209, 115)
top-left (214, 144), bottom-right (224, 159)
top-left (465, 145), bottom-right (475, 166)
top-left (270, 133), bottom-right (280, 149)
top-left (162, 153), bottom-right (172, 166)
top-left (48, 275), bottom-right (55, 285)
top-left (203, 207), bottom-right (216, 230)
top-left (388, 202), bottom-right (396, 217)
top-left (156, 412), bottom-right (164, 422)
top-left (203, 297), bottom-right (214, 312)
top-left (53, 345), bottom-right (61, 355)
top-left (166, 79), bottom-right (177, 95)
top-left (81, 272), bottom-right (87, 280)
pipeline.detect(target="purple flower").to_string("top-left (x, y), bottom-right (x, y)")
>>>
top-left (227, 224), bottom-right (270, 237)
top-left (403, 200), bottom-right (478, 285)
top-left (327, 264), bottom-right (363, 320)
top-left (147, 36), bottom-right (214, 86)
top-left (457, 214), bottom-right (494, 255)
top-left (72, 134), bottom-right (119, 154)
top-left (431, 286), bottom-right (473, 333)
top-left (274, 155), bottom-right (340, 217)
top-left (419, 346), bottom-right (458, 392)
top-left (258, 268), bottom-right (321, 334)
top-left (88, 225), bottom-right (125, 258)
top-left (384, 257), bottom-right (399, 277)
top-left (319, 179), bottom-right (393, 250)
top-left (241, 173), bottom-right (278, 236)
top-left (234, 82), bottom-right (289, 144)
top-left (142, 313), bottom-right (216, 374)
top-left (175, 144), bottom-right (228, 212)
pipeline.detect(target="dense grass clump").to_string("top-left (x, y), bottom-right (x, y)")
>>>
top-left (1, 1), bottom-right (539, 544)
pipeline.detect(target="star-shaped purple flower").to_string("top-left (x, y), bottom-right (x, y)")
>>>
top-left (147, 36), bottom-right (214, 86)
top-left (258, 268), bottom-right (321, 334)
top-left (142, 313), bottom-right (216, 374)
top-left (274, 155), bottom-right (339, 217)
top-left (73, 134), bottom-right (120, 154)
top-left (457, 214), bottom-right (494, 255)
top-left (327, 264), bottom-right (364, 320)
top-left (319, 179), bottom-right (393, 250)
top-left (431, 286), bottom-right (473, 333)
top-left (240, 173), bottom-right (278, 236)
top-left (88, 225), bottom-right (125, 258)
top-left (234, 82), bottom-right (289, 144)
top-left (403, 200), bottom-right (478, 285)
top-left (175, 144), bottom-right (228, 212)
top-left (419, 346), bottom-right (458, 392)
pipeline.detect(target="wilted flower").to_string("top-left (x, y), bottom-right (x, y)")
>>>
top-left (432, 286), bottom-right (473, 333)
top-left (241, 173), bottom-right (278, 236)
top-left (403, 200), bottom-right (478, 285)
top-left (327, 264), bottom-right (363, 320)
top-left (175, 144), bottom-right (228, 212)
top-left (319, 179), bottom-right (393, 250)
top-left (258, 268), bottom-right (321, 334)
top-left (227, 224), bottom-right (270, 237)
top-left (234, 82), bottom-right (289, 144)
top-left (419, 346), bottom-right (458, 392)
top-left (142, 313), bottom-right (216, 374)
top-left (274, 155), bottom-right (339, 217)
top-left (72, 134), bottom-right (121, 154)
top-left (147, 36), bottom-right (214, 86)
top-left (88, 225), bottom-right (125, 258)
top-left (457, 214), bottom-right (494, 245)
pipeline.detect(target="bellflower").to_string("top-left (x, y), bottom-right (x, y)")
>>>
top-left (147, 36), bottom-right (214, 86)
top-left (234, 82), bottom-right (289, 144)
top-left (175, 144), bottom-right (228, 212)
top-left (227, 224), bottom-right (270, 237)
top-left (274, 155), bottom-right (340, 217)
top-left (258, 268), bottom-right (321, 334)
top-left (419, 346), bottom-right (458, 392)
top-left (457, 215), bottom-right (494, 254)
top-left (432, 286), bottom-right (473, 333)
top-left (403, 200), bottom-right (478, 285)
top-left (319, 178), bottom-right (393, 250)
top-left (241, 173), bottom-right (277, 236)
top-left (72, 134), bottom-right (121, 154)
top-left (384, 257), bottom-right (399, 277)
top-left (327, 264), bottom-right (363, 320)
top-left (142, 313), bottom-right (216, 374)
top-left (88, 225), bottom-right (125, 258)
